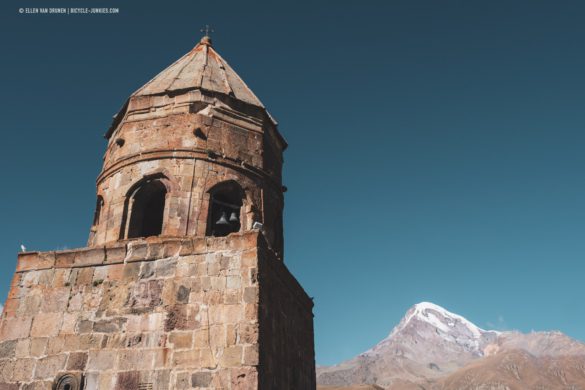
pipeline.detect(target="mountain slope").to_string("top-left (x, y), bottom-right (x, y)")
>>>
top-left (432, 350), bottom-right (585, 390)
top-left (317, 302), bottom-right (585, 388)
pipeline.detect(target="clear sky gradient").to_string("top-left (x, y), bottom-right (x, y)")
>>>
top-left (1, 0), bottom-right (584, 366)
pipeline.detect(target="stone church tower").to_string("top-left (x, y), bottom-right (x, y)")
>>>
top-left (0, 35), bottom-right (316, 389)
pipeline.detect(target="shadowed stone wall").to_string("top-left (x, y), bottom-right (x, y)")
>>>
top-left (258, 247), bottom-right (316, 389)
top-left (0, 231), bottom-right (314, 389)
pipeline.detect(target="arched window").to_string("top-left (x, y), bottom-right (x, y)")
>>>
top-left (92, 196), bottom-right (104, 227)
top-left (206, 181), bottom-right (244, 237)
top-left (126, 179), bottom-right (167, 239)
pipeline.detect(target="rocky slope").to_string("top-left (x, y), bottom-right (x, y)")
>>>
top-left (431, 350), bottom-right (585, 390)
top-left (317, 302), bottom-right (585, 389)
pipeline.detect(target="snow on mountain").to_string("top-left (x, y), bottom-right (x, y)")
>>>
top-left (361, 301), bottom-right (499, 363)
top-left (392, 302), bottom-right (484, 337)
top-left (317, 302), bottom-right (585, 388)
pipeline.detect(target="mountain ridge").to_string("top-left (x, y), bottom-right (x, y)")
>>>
top-left (317, 302), bottom-right (585, 389)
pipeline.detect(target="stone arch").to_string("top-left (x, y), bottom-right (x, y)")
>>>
top-left (205, 180), bottom-right (246, 237)
top-left (119, 173), bottom-right (175, 239)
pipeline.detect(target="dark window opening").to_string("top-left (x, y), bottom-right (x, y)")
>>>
top-left (207, 182), bottom-right (243, 237)
top-left (127, 180), bottom-right (167, 239)
top-left (92, 196), bottom-right (104, 226)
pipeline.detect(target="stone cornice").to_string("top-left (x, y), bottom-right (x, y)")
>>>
top-left (96, 149), bottom-right (283, 194)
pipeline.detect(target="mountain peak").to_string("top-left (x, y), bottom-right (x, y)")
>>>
top-left (362, 301), bottom-right (499, 359)
top-left (317, 302), bottom-right (585, 388)
top-left (398, 302), bottom-right (487, 338)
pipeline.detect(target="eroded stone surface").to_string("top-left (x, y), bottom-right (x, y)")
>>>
top-left (0, 234), bottom-right (315, 389)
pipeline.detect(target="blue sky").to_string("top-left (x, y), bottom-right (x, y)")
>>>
top-left (1, 0), bottom-right (584, 366)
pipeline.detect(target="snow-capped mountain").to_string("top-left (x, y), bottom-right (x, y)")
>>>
top-left (317, 302), bottom-right (585, 388)
top-left (365, 302), bottom-right (499, 358)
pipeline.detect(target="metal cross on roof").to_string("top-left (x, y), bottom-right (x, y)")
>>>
top-left (201, 24), bottom-right (214, 37)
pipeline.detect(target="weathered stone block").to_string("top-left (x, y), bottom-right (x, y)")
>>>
top-left (93, 317), bottom-right (127, 333)
top-left (174, 371), bottom-right (191, 389)
top-left (238, 323), bottom-right (258, 344)
top-left (220, 346), bottom-right (242, 367)
top-left (74, 247), bottom-right (106, 267)
top-left (17, 252), bottom-right (55, 272)
top-left (126, 242), bottom-right (148, 262)
top-left (53, 269), bottom-right (72, 287)
top-left (45, 335), bottom-right (66, 355)
top-left (192, 237), bottom-right (207, 253)
top-left (155, 258), bottom-right (177, 278)
top-left (0, 341), bottom-right (17, 359)
top-left (105, 243), bottom-right (126, 264)
top-left (106, 263), bottom-right (125, 281)
top-left (191, 371), bottom-right (212, 387)
top-left (87, 350), bottom-right (116, 371)
top-left (2, 299), bottom-right (19, 318)
top-left (29, 338), bottom-right (47, 357)
top-left (130, 280), bottom-right (163, 310)
top-left (55, 251), bottom-right (76, 268)
top-left (115, 371), bottom-right (140, 390)
top-left (67, 351), bottom-right (88, 371)
top-left (169, 332), bottom-right (192, 349)
top-left (139, 262), bottom-right (155, 280)
top-left (98, 371), bottom-right (116, 389)
top-left (40, 288), bottom-right (69, 313)
top-left (176, 285), bottom-right (190, 303)
top-left (172, 350), bottom-right (199, 368)
top-left (12, 358), bottom-right (34, 382)
top-left (241, 249), bottom-right (258, 267)
top-left (152, 349), bottom-right (171, 369)
top-left (243, 345), bottom-right (259, 366)
top-left (63, 334), bottom-right (103, 351)
top-left (230, 367), bottom-right (258, 388)
top-left (123, 262), bottom-right (141, 280)
top-left (34, 354), bottom-right (67, 379)
top-left (84, 371), bottom-right (100, 390)
top-left (164, 304), bottom-right (199, 332)
top-left (117, 349), bottom-right (153, 370)
top-left (243, 286), bottom-right (258, 304)
top-left (0, 316), bottom-right (31, 340)
top-left (15, 339), bottom-right (29, 358)
top-left (74, 268), bottom-right (94, 287)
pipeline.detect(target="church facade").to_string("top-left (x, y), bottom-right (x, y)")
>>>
top-left (0, 35), bottom-right (316, 389)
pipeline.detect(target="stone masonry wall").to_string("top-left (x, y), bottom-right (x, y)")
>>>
top-left (0, 231), bottom-right (314, 389)
top-left (91, 105), bottom-right (285, 256)
top-left (91, 111), bottom-right (268, 246)
top-left (257, 245), bottom-right (316, 389)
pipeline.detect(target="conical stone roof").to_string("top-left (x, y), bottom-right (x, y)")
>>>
top-left (106, 35), bottom-right (275, 139)
top-left (133, 35), bottom-right (264, 108)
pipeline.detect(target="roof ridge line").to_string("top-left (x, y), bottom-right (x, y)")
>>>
top-left (208, 47), bottom-right (265, 109)
top-left (212, 47), bottom-right (235, 97)
top-left (166, 44), bottom-right (201, 91)
top-left (131, 46), bottom-right (196, 97)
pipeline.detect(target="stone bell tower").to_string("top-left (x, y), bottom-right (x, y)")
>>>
top-left (0, 35), bottom-right (316, 389)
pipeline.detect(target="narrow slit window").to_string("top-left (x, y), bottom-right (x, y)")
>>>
top-left (92, 196), bottom-right (104, 226)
